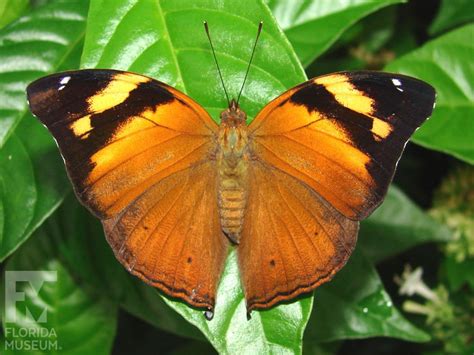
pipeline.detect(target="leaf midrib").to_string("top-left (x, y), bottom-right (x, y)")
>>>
top-left (154, 0), bottom-right (186, 92)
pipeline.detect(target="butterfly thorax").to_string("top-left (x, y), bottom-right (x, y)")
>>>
top-left (216, 100), bottom-right (250, 244)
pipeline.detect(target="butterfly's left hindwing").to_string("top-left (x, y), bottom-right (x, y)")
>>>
top-left (249, 71), bottom-right (436, 220)
top-left (239, 160), bottom-right (358, 312)
top-left (27, 69), bottom-right (218, 219)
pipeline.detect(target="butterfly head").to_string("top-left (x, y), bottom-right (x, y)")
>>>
top-left (220, 99), bottom-right (246, 126)
top-left (218, 98), bottom-right (248, 159)
top-left (229, 98), bottom-right (239, 111)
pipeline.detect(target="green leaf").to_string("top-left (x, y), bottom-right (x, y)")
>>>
top-left (266, 0), bottom-right (405, 67)
top-left (354, 7), bottom-right (397, 53)
top-left (120, 280), bottom-right (206, 341)
top-left (359, 186), bottom-right (452, 263)
top-left (1, 227), bottom-right (118, 355)
top-left (0, 0), bottom-right (29, 29)
top-left (0, 0), bottom-right (89, 147)
top-left (303, 341), bottom-right (340, 355)
top-left (82, 0), bottom-right (311, 352)
top-left (0, 0), bottom-right (88, 260)
top-left (82, 0), bottom-right (305, 121)
top-left (304, 247), bottom-right (430, 343)
top-left (168, 340), bottom-right (217, 355)
top-left (429, 0), bottom-right (474, 35)
top-left (445, 255), bottom-right (474, 291)
top-left (12, 115), bottom-right (70, 252)
top-left (0, 134), bottom-right (36, 260)
top-left (385, 24), bottom-right (474, 164)
top-left (0, 184), bottom-right (4, 239)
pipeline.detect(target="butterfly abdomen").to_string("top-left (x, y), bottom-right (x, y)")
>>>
top-left (217, 153), bottom-right (249, 244)
top-left (218, 182), bottom-right (247, 244)
top-left (216, 119), bottom-right (249, 244)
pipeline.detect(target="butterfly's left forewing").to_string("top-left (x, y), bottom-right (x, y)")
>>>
top-left (27, 70), bottom-right (229, 311)
top-left (249, 71), bottom-right (436, 220)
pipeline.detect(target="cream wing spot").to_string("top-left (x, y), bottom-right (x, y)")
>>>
top-left (371, 119), bottom-right (393, 141)
top-left (87, 73), bottom-right (151, 114)
top-left (313, 74), bottom-right (393, 141)
top-left (314, 75), bottom-right (374, 116)
top-left (70, 114), bottom-right (92, 139)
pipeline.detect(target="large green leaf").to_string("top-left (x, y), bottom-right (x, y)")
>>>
top-left (429, 0), bottom-right (474, 35)
top-left (304, 247), bottom-right (430, 343)
top-left (0, 0), bottom-right (88, 260)
top-left (0, 227), bottom-right (117, 355)
top-left (82, 0), bottom-right (312, 352)
top-left (120, 280), bottom-right (206, 342)
top-left (0, 0), bottom-right (29, 29)
top-left (385, 24), bottom-right (474, 164)
top-left (0, 135), bottom-right (36, 260)
top-left (0, 0), bottom-right (88, 147)
top-left (266, 0), bottom-right (404, 67)
top-left (12, 115), bottom-right (70, 252)
top-left (82, 0), bottom-right (305, 121)
top-left (359, 186), bottom-right (452, 263)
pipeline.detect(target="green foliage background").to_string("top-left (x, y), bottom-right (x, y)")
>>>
top-left (0, 0), bottom-right (472, 354)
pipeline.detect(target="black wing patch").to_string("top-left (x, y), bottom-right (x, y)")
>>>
top-left (277, 71), bottom-right (435, 219)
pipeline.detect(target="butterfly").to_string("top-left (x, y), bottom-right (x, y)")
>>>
top-left (26, 22), bottom-right (435, 319)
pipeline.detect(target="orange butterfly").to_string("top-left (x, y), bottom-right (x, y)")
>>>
top-left (27, 22), bottom-right (435, 319)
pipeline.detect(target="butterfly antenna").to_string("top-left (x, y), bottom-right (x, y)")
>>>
top-left (204, 21), bottom-right (230, 106)
top-left (237, 21), bottom-right (263, 105)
